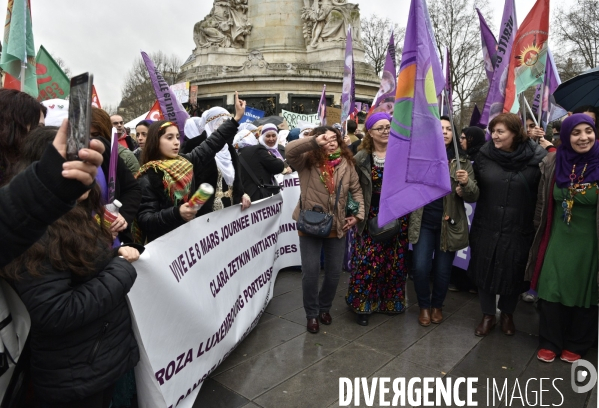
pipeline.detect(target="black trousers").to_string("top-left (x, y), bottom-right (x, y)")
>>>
top-left (43, 384), bottom-right (116, 408)
top-left (539, 299), bottom-right (598, 356)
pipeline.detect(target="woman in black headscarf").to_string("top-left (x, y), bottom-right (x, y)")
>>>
top-left (460, 126), bottom-right (486, 163)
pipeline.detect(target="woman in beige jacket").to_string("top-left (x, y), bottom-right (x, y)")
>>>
top-left (286, 126), bottom-right (365, 334)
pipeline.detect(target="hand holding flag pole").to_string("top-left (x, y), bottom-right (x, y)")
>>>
top-left (523, 97), bottom-right (539, 127)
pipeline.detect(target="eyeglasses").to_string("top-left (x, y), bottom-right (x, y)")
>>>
top-left (372, 126), bottom-right (391, 133)
top-left (459, 136), bottom-right (467, 140)
top-left (112, 121), bottom-right (124, 125)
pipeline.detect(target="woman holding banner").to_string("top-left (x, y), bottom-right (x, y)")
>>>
top-left (136, 93), bottom-right (247, 243)
top-left (410, 116), bottom-right (479, 327)
top-left (287, 126), bottom-right (364, 334)
top-left (468, 113), bottom-right (546, 337)
top-left (345, 112), bottom-right (409, 326)
top-left (526, 114), bottom-right (598, 363)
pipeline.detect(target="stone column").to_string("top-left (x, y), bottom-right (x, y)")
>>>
top-left (247, 0), bottom-right (306, 59)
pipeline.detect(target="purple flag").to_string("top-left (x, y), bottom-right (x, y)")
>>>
top-left (107, 132), bottom-right (119, 204)
top-left (378, 0), bottom-right (451, 226)
top-left (543, 49), bottom-right (568, 122)
top-left (341, 26), bottom-right (355, 122)
top-left (141, 51), bottom-right (190, 142)
top-left (531, 84), bottom-right (543, 119)
top-left (470, 104), bottom-right (482, 127)
top-left (440, 47), bottom-right (453, 115)
top-left (371, 30), bottom-right (397, 115)
top-left (476, 8), bottom-right (498, 83)
top-left (479, 0), bottom-right (517, 127)
top-left (317, 84), bottom-right (327, 126)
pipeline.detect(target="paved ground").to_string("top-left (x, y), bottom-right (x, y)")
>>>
top-left (194, 270), bottom-right (598, 408)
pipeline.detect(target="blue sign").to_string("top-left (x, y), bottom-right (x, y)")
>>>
top-left (240, 106), bottom-right (265, 123)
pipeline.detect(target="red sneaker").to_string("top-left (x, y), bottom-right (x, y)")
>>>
top-left (537, 349), bottom-right (556, 363)
top-left (560, 350), bottom-right (581, 363)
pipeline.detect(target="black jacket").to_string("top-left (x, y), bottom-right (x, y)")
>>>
top-left (467, 141), bottom-right (547, 295)
top-left (0, 145), bottom-right (89, 268)
top-left (11, 249), bottom-right (138, 403)
top-left (137, 118), bottom-right (239, 241)
top-left (94, 137), bottom-right (142, 243)
top-left (181, 129), bottom-right (244, 216)
top-left (120, 134), bottom-right (138, 151)
top-left (238, 145), bottom-right (285, 201)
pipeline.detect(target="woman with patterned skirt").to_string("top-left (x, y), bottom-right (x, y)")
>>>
top-left (346, 112), bottom-right (409, 326)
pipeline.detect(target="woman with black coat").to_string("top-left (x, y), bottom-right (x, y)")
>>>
top-left (468, 113), bottom-right (547, 337)
top-left (238, 124), bottom-right (290, 201)
top-left (1, 127), bottom-right (141, 407)
top-left (136, 93), bottom-right (247, 242)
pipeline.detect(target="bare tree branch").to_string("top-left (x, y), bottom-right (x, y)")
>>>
top-left (118, 51), bottom-right (182, 121)
top-left (360, 14), bottom-right (405, 76)
top-left (553, 0), bottom-right (598, 72)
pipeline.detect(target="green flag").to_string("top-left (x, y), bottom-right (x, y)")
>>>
top-left (0, 0), bottom-right (37, 97)
top-left (36, 45), bottom-right (70, 101)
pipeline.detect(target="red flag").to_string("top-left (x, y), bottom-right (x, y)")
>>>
top-left (91, 85), bottom-right (102, 109)
top-left (3, 73), bottom-right (21, 90)
top-left (503, 0), bottom-right (550, 113)
top-left (146, 100), bottom-right (164, 121)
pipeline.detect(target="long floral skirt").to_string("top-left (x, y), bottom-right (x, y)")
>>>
top-left (345, 206), bottom-right (409, 314)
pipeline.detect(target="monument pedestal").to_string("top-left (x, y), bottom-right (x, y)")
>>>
top-left (180, 0), bottom-right (380, 116)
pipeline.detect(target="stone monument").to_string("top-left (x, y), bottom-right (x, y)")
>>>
top-left (179, 0), bottom-right (380, 116)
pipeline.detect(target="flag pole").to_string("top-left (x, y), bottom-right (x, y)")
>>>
top-left (521, 93), bottom-right (527, 127)
top-left (536, 83), bottom-right (544, 127)
top-left (443, 89), bottom-right (461, 171)
top-left (20, 62), bottom-right (26, 91)
top-left (523, 97), bottom-right (539, 126)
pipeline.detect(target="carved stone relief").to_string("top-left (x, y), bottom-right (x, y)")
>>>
top-left (193, 0), bottom-right (252, 49)
top-left (301, 0), bottom-right (363, 49)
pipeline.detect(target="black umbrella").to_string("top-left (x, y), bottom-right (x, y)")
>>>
top-left (553, 66), bottom-right (599, 111)
top-left (252, 115), bottom-right (285, 127)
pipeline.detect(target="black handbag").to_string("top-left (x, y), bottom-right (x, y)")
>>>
top-left (297, 184), bottom-right (341, 238)
top-left (367, 215), bottom-right (401, 243)
top-left (238, 154), bottom-right (281, 198)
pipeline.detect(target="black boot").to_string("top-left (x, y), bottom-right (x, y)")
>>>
top-left (357, 314), bottom-right (370, 326)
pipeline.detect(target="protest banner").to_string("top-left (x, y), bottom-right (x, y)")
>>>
top-left (280, 109), bottom-right (318, 129)
top-left (240, 106), bottom-right (265, 124)
top-left (325, 107), bottom-right (341, 126)
top-left (171, 82), bottom-right (190, 104)
top-left (129, 174), bottom-right (301, 408)
top-left (189, 85), bottom-right (198, 105)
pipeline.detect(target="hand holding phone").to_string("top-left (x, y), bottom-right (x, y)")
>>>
top-left (66, 73), bottom-right (94, 160)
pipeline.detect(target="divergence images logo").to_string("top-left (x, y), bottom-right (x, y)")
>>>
top-left (571, 359), bottom-right (598, 394)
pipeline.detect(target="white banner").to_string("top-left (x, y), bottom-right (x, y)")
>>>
top-left (129, 174), bottom-right (301, 408)
top-left (280, 109), bottom-right (318, 129)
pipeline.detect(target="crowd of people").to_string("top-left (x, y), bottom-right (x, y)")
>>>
top-left (0, 84), bottom-right (597, 406)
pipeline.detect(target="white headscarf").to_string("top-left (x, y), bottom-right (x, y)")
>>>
top-left (234, 129), bottom-right (258, 150)
top-left (196, 107), bottom-right (236, 186)
top-left (298, 121), bottom-right (315, 139)
top-left (184, 117), bottom-right (202, 139)
top-left (278, 130), bottom-right (289, 146)
top-left (259, 124), bottom-right (284, 160)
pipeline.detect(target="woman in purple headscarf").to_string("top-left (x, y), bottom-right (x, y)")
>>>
top-left (345, 112), bottom-right (411, 326)
top-left (526, 113), bottom-right (599, 364)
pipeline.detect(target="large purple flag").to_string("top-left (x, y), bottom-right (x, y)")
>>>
top-left (317, 84), bottom-right (327, 126)
top-left (479, 0), bottom-right (517, 127)
top-left (371, 30), bottom-right (397, 115)
top-left (378, 0), bottom-right (451, 226)
top-left (476, 8), bottom-right (498, 83)
top-left (341, 26), bottom-right (355, 122)
top-left (532, 49), bottom-right (567, 126)
top-left (141, 51), bottom-right (190, 142)
top-left (470, 104), bottom-right (482, 127)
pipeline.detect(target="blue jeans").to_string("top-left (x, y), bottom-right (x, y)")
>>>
top-left (411, 224), bottom-right (456, 309)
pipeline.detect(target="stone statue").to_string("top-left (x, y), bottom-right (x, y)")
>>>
top-left (301, 0), bottom-right (362, 49)
top-left (193, 0), bottom-right (252, 49)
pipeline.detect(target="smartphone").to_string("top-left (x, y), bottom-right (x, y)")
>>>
top-left (66, 73), bottom-right (93, 160)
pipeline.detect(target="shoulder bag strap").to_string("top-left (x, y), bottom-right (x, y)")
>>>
top-left (238, 154), bottom-right (264, 189)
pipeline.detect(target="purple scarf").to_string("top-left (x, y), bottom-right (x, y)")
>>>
top-left (555, 113), bottom-right (599, 188)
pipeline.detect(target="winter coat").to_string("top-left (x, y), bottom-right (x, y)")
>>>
top-left (408, 155), bottom-right (479, 252)
top-left (137, 118), bottom-right (239, 242)
top-left (95, 137), bottom-right (142, 243)
top-left (238, 145), bottom-right (285, 201)
top-left (0, 145), bottom-right (89, 268)
top-left (118, 145), bottom-right (140, 175)
top-left (286, 137), bottom-right (365, 238)
top-left (525, 153), bottom-right (599, 289)
top-left (182, 133), bottom-right (244, 215)
top-left (11, 248), bottom-right (138, 403)
top-left (467, 141), bottom-right (547, 296)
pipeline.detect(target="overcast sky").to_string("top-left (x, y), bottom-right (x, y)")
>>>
top-left (20, 0), bottom-right (570, 109)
